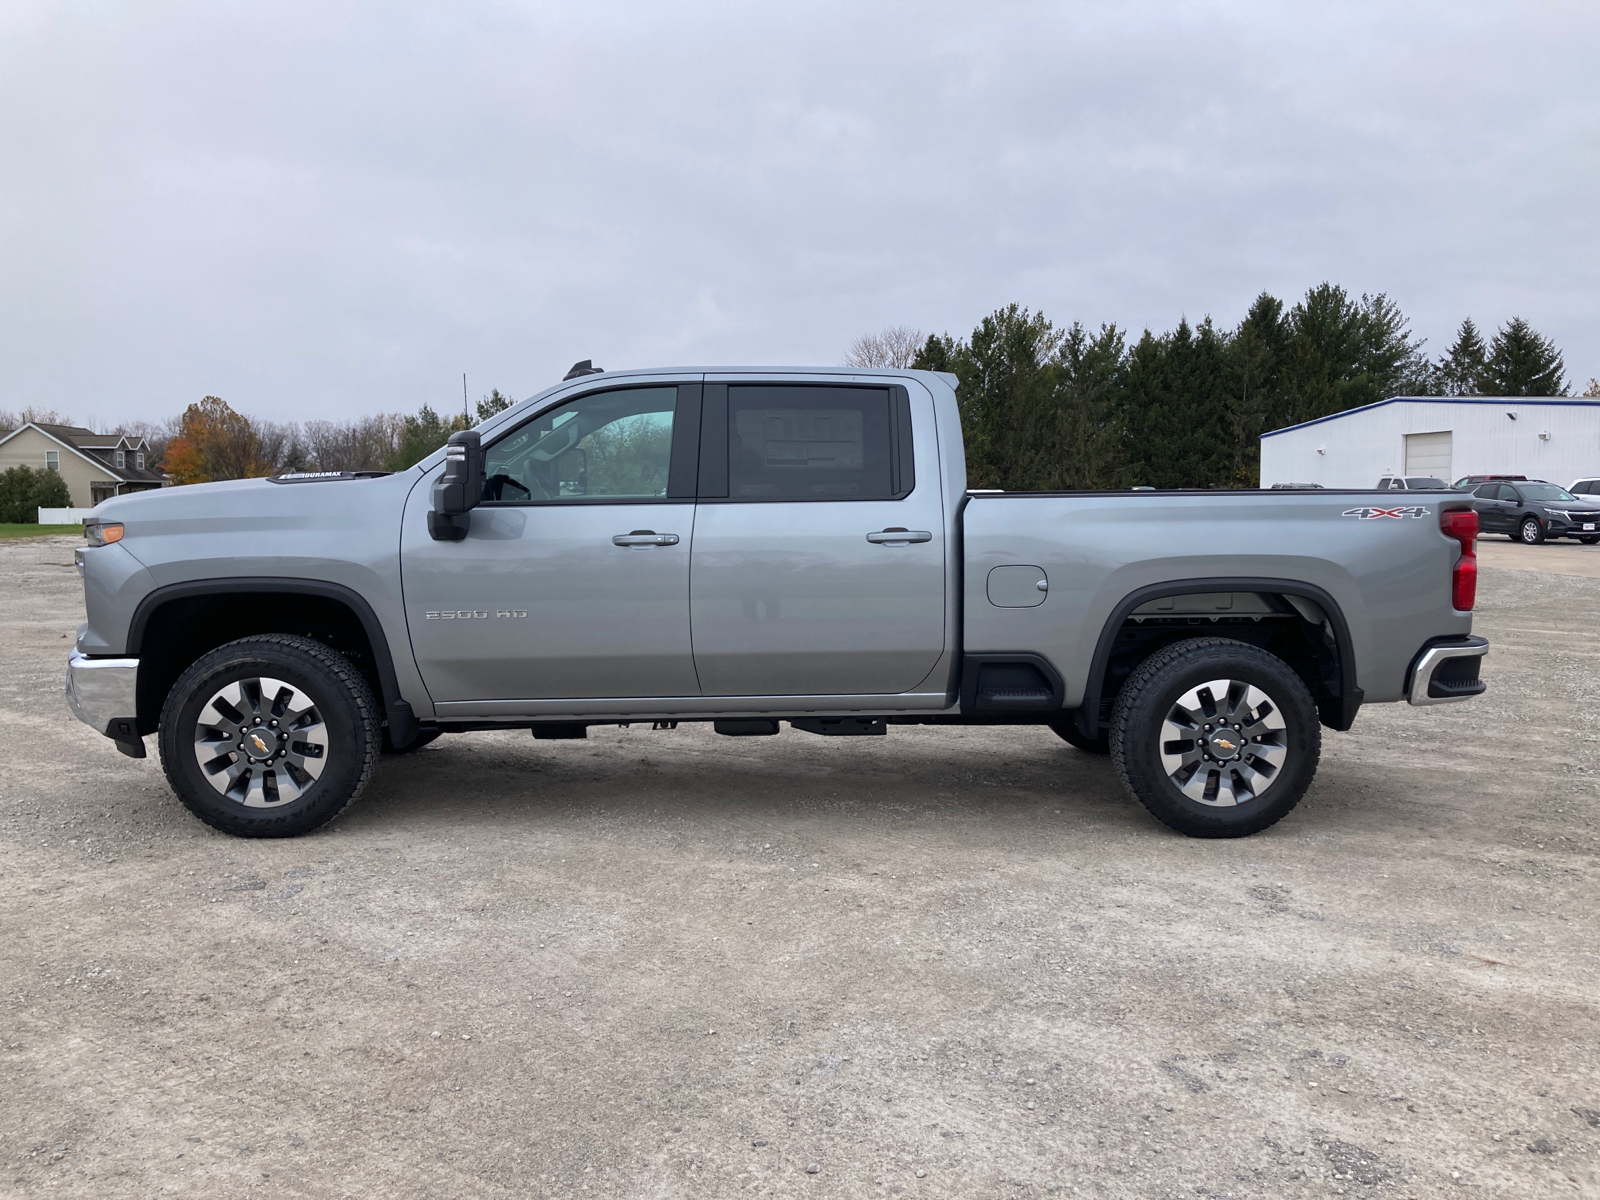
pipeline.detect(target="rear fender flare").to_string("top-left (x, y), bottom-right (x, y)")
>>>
top-left (1076, 576), bottom-right (1362, 738)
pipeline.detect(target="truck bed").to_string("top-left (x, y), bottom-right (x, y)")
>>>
top-left (962, 488), bottom-right (1475, 711)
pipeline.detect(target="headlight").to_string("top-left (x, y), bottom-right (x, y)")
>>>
top-left (84, 522), bottom-right (124, 546)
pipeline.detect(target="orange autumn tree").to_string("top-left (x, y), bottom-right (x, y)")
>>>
top-left (161, 396), bottom-right (274, 483)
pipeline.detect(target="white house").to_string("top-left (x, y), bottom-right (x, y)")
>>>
top-left (1259, 397), bottom-right (1600, 489)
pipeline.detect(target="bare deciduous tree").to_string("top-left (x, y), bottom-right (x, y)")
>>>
top-left (0, 406), bottom-right (73, 430)
top-left (844, 326), bottom-right (926, 369)
top-left (302, 414), bottom-right (406, 472)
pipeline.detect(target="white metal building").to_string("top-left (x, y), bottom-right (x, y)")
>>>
top-left (1258, 397), bottom-right (1600, 489)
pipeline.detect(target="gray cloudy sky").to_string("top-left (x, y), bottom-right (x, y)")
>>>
top-left (3, 1), bottom-right (1597, 425)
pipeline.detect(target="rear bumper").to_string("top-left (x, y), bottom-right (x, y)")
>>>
top-left (65, 649), bottom-right (142, 750)
top-left (1406, 636), bottom-right (1488, 706)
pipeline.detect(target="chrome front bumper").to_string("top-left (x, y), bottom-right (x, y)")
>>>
top-left (65, 648), bottom-right (140, 737)
top-left (1406, 637), bottom-right (1489, 706)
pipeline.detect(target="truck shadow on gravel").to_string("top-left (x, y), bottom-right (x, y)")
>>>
top-left (340, 729), bottom-right (1411, 842)
top-left (355, 732), bottom-right (1139, 827)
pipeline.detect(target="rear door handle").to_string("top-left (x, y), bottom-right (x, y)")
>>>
top-left (866, 528), bottom-right (933, 545)
top-left (613, 531), bottom-right (680, 547)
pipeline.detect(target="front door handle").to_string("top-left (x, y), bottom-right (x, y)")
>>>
top-left (866, 528), bottom-right (933, 545)
top-left (613, 531), bottom-right (680, 547)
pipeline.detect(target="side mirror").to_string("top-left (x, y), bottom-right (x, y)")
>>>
top-left (428, 429), bottom-right (484, 541)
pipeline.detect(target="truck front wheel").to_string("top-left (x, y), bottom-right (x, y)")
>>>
top-left (158, 634), bottom-right (380, 837)
top-left (1110, 637), bottom-right (1320, 838)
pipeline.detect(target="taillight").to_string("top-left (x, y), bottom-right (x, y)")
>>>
top-left (1441, 508), bottom-right (1478, 610)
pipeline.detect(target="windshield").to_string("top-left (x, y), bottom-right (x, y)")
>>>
top-left (1405, 477), bottom-right (1446, 489)
top-left (1520, 484), bottom-right (1577, 502)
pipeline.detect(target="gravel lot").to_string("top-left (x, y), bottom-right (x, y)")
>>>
top-left (2, 535), bottom-right (1597, 1199)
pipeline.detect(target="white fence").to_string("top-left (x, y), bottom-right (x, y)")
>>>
top-left (37, 507), bottom-right (99, 524)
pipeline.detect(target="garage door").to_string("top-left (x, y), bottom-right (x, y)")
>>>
top-left (1404, 430), bottom-right (1452, 477)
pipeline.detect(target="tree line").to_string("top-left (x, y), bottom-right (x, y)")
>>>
top-left (5, 284), bottom-right (1588, 496)
top-left (2, 390), bottom-right (518, 488)
top-left (849, 285), bottom-right (1586, 489)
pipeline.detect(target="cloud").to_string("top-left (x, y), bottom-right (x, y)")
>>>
top-left (1, 0), bottom-right (1596, 423)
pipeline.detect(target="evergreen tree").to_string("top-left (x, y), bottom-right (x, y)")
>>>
top-left (1053, 322), bottom-right (1127, 489)
top-left (1438, 318), bottom-right (1489, 395)
top-left (1117, 318), bottom-right (1234, 489)
top-left (1278, 284), bottom-right (1433, 424)
top-left (1359, 292), bottom-right (1437, 397)
top-left (1485, 317), bottom-right (1567, 396)
top-left (385, 404), bottom-right (472, 472)
top-left (911, 305), bottom-right (1060, 490)
top-left (477, 388), bottom-right (515, 422)
top-left (1227, 294), bottom-right (1289, 485)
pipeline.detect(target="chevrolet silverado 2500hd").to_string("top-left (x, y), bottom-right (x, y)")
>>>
top-left (66, 366), bottom-right (1488, 839)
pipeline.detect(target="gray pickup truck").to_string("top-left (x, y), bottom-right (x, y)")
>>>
top-left (66, 366), bottom-right (1488, 840)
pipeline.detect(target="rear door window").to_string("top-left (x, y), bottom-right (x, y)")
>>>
top-left (1473, 484), bottom-right (1499, 499)
top-left (700, 385), bottom-right (914, 501)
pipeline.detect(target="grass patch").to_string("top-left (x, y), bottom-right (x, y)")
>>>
top-left (0, 524), bottom-right (83, 539)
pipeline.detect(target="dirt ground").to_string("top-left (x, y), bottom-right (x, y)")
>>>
top-left (2, 535), bottom-right (1597, 1200)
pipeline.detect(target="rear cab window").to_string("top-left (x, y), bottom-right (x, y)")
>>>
top-left (699, 384), bottom-right (915, 501)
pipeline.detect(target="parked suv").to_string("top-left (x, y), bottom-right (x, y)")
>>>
top-left (1470, 480), bottom-right (1600, 544)
top-left (1569, 478), bottom-right (1600, 497)
top-left (1454, 474), bottom-right (1530, 490)
top-left (1375, 476), bottom-right (1449, 490)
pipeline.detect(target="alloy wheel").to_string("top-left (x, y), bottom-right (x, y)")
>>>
top-left (1157, 677), bottom-right (1288, 807)
top-left (192, 676), bottom-right (329, 806)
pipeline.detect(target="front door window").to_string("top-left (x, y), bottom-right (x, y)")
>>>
top-left (481, 387), bottom-right (678, 503)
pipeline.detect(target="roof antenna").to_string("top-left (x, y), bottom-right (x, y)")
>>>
top-left (564, 359), bottom-right (604, 381)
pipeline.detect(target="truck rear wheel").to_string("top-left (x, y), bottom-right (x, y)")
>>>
top-left (158, 635), bottom-right (380, 837)
top-left (1110, 637), bottom-right (1320, 838)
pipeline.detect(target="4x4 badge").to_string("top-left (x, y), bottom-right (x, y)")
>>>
top-left (1342, 506), bottom-right (1427, 520)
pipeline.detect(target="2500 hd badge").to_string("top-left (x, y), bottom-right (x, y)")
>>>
top-left (424, 609), bottom-right (528, 620)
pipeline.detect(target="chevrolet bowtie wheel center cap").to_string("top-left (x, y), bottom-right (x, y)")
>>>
top-left (192, 676), bottom-right (329, 808)
top-left (1206, 730), bottom-right (1243, 760)
top-left (1158, 678), bottom-right (1290, 808)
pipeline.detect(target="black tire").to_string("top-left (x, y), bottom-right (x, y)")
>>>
top-left (1049, 717), bottom-right (1110, 755)
top-left (158, 635), bottom-right (380, 837)
top-left (1579, 535), bottom-right (1600, 545)
top-left (1519, 516), bottom-right (1544, 545)
top-left (1110, 637), bottom-right (1320, 838)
